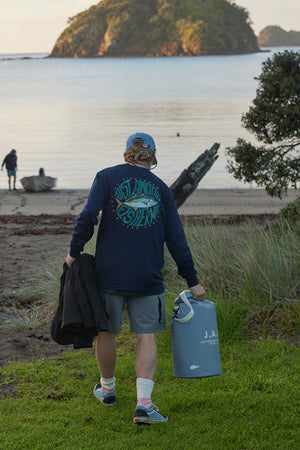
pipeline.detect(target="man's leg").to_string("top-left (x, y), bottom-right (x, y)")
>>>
top-left (96, 331), bottom-right (117, 378)
top-left (134, 333), bottom-right (168, 423)
top-left (94, 331), bottom-right (117, 405)
top-left (135, 333), bottom-right (157, 408)
top-left (94, 293), bottom-right (124, 405)
top-left (13, 174), bottom-right (16, 189)
top-left (8, 176), bottom-right (11, 190)
top-left (127, 295), bottom-right (168, 423)
top-left (135, 333), bottom-right (157, 380)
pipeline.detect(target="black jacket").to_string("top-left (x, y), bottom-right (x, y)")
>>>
top-left (51, 253), bottom-right (109, 349)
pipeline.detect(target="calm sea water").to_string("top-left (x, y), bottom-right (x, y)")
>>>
top-left (0, 47), bottom-right (299, 189)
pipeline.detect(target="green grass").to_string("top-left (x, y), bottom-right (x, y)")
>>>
top-left (0, 333), bottom-right (299, 449)
top-left (0, 219), bottom-right (299, 448)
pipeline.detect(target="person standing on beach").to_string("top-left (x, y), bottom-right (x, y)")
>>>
top-left (65, 133), bottom-right (205, 425)
top-left (1, 149), bottom-right (17, 190)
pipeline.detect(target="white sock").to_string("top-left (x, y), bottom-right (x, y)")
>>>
top-left (101, 376), bottom-right (115, 393)
top-left (136, 378), bottom-right (154, 407)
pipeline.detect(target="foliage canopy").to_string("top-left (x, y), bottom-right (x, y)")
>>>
top-left (226, 50), bottom-right (300, 197)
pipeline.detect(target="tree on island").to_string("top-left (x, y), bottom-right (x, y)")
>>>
top-left (50, 0), bottom-right (258, 58)
top-left (226, 50), bottom-right (300, 198)
top-left (258, 26), bottom-right (300, 47)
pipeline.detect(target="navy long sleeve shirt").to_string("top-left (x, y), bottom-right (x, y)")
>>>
top-left (70, 164), bottom-right (198, 295)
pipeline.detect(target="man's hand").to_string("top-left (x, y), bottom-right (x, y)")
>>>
top-left (190, 284), bottom-right (206, 301)
top-left (66, 253), bottom-right (76, 267)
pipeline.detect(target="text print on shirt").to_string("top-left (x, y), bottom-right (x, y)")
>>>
top-left (112, 178), bottom-right (161, 229)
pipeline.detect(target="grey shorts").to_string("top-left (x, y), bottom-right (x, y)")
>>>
top-left (100, 292), bottom-right (166, 334)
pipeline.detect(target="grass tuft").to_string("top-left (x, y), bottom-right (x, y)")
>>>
top-left (0, 256), bottom-right (63, 331)
top-left (181, 220), bottom-right (300, 337)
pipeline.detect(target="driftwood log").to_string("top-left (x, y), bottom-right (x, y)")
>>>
top-left (170, 143), bottom-right (220, 208)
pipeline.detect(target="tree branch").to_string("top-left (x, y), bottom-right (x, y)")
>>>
top-left (170, 143), bottom-right (220, 208)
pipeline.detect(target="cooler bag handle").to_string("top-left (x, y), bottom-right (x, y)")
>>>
top-left (174, 290), bottom-right (195, 323)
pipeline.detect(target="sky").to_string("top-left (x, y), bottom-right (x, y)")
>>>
top-left (0, 0), bottom-right (299, 54)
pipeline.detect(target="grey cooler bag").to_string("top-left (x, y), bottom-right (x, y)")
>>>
top-left (171, 290), bottom-right (222, 378)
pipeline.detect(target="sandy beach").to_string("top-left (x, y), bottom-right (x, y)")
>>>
top-left (0, 187), bottom-right (298, 216)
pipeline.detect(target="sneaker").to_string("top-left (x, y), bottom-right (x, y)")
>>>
top-left (133, 404), bottom-right (168, 425)
top-left (93, 383), bottom-right (116, 406)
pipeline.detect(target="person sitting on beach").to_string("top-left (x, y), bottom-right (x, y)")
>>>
top-left (65, 132), bottom-right (205, 425)
top-left (1, 149), bottom-right (17, 191)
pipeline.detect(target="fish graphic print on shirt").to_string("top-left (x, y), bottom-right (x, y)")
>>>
top-left (112, 178), bottom-right (161, 229)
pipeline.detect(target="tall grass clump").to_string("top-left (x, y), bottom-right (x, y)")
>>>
top-left (164, 220), bottom-right (300, 338)
top-left (0, 256), bottom-right (64, 330)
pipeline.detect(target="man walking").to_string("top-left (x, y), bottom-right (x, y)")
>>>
top-left (1, 149), bottom-right (17, 190)
top-left (66, 133), bottom-right (205, 424)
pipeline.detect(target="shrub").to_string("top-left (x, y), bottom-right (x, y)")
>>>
top-left (280, 197), bottom-right (300, 226)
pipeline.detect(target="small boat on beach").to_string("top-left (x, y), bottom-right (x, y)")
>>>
top-left (20, 169), bottom-right (57, 192)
